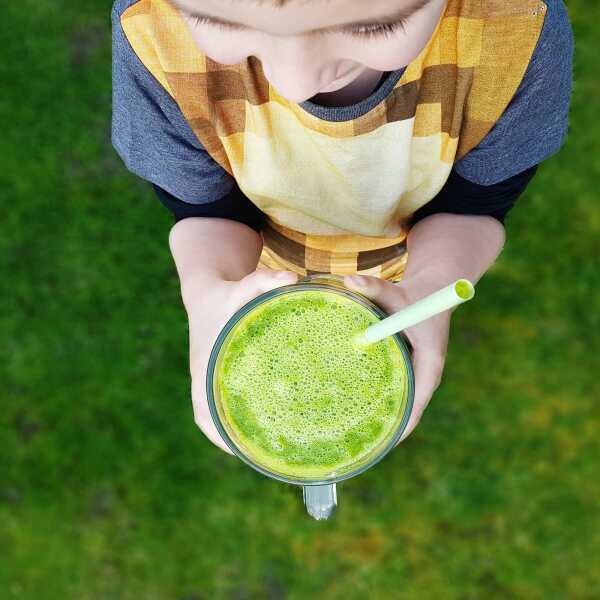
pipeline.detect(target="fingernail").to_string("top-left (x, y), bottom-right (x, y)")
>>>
top-left (275, 271), bottom-right (297, 281)
top-left (347, 275), bottom-right (366, 287)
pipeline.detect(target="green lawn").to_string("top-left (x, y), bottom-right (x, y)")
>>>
top-left (2, 1), bottom-right (599, 598)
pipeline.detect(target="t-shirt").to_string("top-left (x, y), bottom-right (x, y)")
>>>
top-left (111, 0), bottom-right (572, 277)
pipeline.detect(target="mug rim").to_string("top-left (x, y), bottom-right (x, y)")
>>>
top-left (206, 280), bottom-right (415, 486)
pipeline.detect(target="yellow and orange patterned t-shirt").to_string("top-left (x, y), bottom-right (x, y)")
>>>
top-left (112, 0), bottom-right (571, 280)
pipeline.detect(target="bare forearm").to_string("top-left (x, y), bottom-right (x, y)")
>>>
top-left (405, 213), bottom-right (506, 286)
top-left (169, 217), bottom-right (262, 284)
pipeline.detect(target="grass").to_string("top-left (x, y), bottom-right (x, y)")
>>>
top-left (1, 1), bottom-right (599, 598)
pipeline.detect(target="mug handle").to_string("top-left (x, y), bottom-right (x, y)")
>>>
top-left (303, 484), bottom-right (337, 520)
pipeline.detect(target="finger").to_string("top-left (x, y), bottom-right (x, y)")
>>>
top-left (398, 349), bottom-right (445, 443)
top-left (195, 409), bottom-right (235, 455)
top-left (235, 270), bottom-right (298, 308)
top-left (344, 274), bottom-right (406, 314)
top-left (192, 380), bottom-right (236, 455)
top-left (201, 424), bottom-right (235, 455)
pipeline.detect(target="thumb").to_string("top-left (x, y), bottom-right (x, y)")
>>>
top-left (234, 269), bottom-right (298, 307)
top-left (344, 274), bottom-right (405, 315)
top-left (399, 348), bottom-right (445, 442)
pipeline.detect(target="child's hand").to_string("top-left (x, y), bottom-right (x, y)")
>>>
top-left (344, 273), bottom-right (452, 442)
top-left (185, 270), bottom-right (298, 454)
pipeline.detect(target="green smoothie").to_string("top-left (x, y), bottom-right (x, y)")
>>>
top-left (216, 290), bottom-right (408, 479)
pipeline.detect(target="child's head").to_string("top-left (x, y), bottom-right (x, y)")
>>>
top-left (171, 0), bottom-right (447, 102)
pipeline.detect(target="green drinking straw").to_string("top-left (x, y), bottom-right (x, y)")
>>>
top-left (356, 279), bottom-right (475, 346)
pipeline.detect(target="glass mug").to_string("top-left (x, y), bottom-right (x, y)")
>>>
top-left (206, 274), bottom-right (415, 520)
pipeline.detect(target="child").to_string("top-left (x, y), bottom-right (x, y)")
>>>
top-left (112, 0), bottom-right (573, 452)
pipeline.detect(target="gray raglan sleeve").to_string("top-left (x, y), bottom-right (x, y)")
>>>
top-left (454, 0), bottom-right (574, 186)
top-left (111, 0), bottom-right (236, 204)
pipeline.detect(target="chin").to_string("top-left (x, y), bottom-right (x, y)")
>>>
top-left (318, 81), bottom-right (347, 94)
